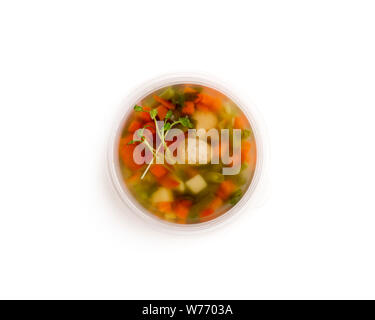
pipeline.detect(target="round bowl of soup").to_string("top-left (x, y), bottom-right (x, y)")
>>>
top-left (108, 73), bottom-right (263, 231)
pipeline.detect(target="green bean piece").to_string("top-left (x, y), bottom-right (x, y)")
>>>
top-left (229, 189), bottom-right (242, 205)
top-left (204, 172), bottom-right (225, 183)
top-left (159, 87), bottom-right (175, 100)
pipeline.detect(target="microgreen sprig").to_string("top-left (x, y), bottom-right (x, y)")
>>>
top-left (130, 105), bottom-right (193, 179)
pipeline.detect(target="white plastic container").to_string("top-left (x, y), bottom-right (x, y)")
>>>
top-left (108, 73), bottom-right (267, 232)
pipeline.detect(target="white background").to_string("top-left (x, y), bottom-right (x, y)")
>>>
top-left (0, 0), bottom-right (374, 299)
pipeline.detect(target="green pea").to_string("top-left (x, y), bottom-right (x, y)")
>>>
top-left (204, 172), bottom-right (224, 183)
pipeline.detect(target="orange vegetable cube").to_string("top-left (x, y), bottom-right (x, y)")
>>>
top-left (118, 135), bottom-right (142, 170)
top-left (137, 106), bottom-right (152, 121)
top-left (157, 201), bottom-right (172, 213)
top-left (128, 120), bottom-right (142, 133)
top-left (150, 164), bottom-right (168, 178)
top-left (183, 86), bottom-right (196, 94)
top-left (182, 101), bottom-right (195, 115)
top-left (200, 208), bottom-right (214, 218)
top-left (195, 103), bottom-right (210, 112)
top-left (234, 115), bottom-right (250, 129)
top-left (216, 180), bottom-right (236, 200)
top-left (159, 175), bottom-right (180, 189)
top-left (156, 105), bottom-right (168, 120)
top-left (153, 95), bottom-right (175, 110)
top-left (209, 197), bottom-right (223, 211)
top-left (174, 199), bottom-right (193, 219)
top-left (241, 140), bottom-right (257, 167)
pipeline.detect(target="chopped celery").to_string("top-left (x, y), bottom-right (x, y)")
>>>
top-left (229, 189), bottom-right (242, 204)
top-left (159, 87), bottom-right (175, 100)
top-left (171, 91), bottom-right (185, 107)
top-left (192, 86), bottom-right (203, 93)
top-left (142, 95), bottom-right (157, 108)
top-left (236, 175), bottom-right (247, 186)
top-left (204, 172), bottom-right (224, 183)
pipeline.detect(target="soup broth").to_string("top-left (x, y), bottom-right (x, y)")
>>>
top-left (118, 84), bottom-right (257, 224)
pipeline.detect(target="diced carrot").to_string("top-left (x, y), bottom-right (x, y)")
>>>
top-left (197, 93), bottom-right (221, 112)
top-left (128, 120), bottom-right (142, 133)
top-left (150, 164), bottom-right (168, 178)
top-left (208, 197), bottom-right (223, 211)
top-left (241, 140), bottom-right (257, 167)
top-left (182, 101), bottom-right (195, 115)
top-left (144, 121), bottom-right (156, 134)
top-left (156, 105), bottom-right (168, 120)
top-left (234, 115), bottom-right (250, 129)
top-left (159, 175), bottom-right (180, 189)
top-left (198, 93), bottom-right (211, 105)
top-left (241, 140), bottom-right (251, 162)
top-left (153, 95), bottom-right (175, 110)
top-left (157, 201), bottom-right (172, 213)
top-left (196, 103), bottom-right (210, 112)
top-left (180, 199), bottom-right (193, 207)
top-left (174, 199), bottom-right (192, 219)
top-left (119, 135), bottom-right (142, 170)
top-left (210, 97), bottom-right (222, 111)
top-left (216, 180), bottom-right (236, 200)
top-left (137, 106), bottom-right (152, 121)
top-left (200, 208), bottom-right (214, 218)
top-left (183, 86), bottom-right (196, 94)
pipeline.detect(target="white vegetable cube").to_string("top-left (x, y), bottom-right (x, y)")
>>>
top-left (151, 187), bottom-right (173, 204)
top-left (185, 174), bottom-right (207, 194)
top-left (192, 111), bottom-right (218, 131)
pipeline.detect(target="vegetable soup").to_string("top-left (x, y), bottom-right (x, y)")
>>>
top-left (118, 84), bottom-right (257, 224)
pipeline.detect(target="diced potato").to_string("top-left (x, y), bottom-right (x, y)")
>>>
top-left (193, 111), bottom-right (218, 131)
top-left (223, 101), bottom-right (235, 115)
top-left (185, 174), bottom-right (207, 194)
top-left (151, 187), bottom-right (173, 204)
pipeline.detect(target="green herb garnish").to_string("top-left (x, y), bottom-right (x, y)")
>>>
top-left (131, 104), bottom-right (194, 179)
top-left (150, 109), bottom-right (158, 120)
top-left (179, 116), bottom-right (193, 128)
top-left (165, 110), bottom-right (173, 120)
top-left (229, 189), bottom-right (242, 204)
top-left (171, 91), bottom-right (185, 107)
